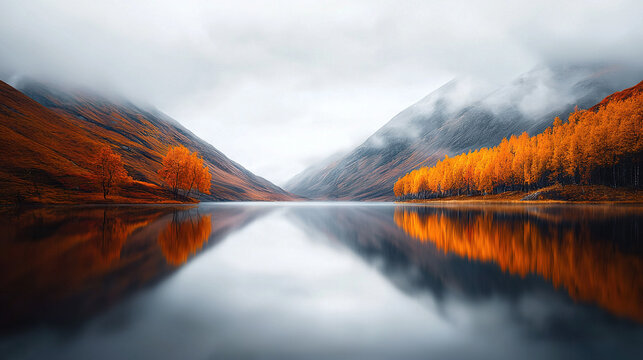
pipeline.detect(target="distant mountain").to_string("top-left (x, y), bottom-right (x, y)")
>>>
top-left (286, 64), bottom-right (643, 200)
top-left (0, 80), bottom-right (294, 203)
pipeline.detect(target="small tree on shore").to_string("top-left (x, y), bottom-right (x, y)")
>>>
top-left (158, 145), bottom-right (212, 198)
top-left (92, 145), bottom-right (130, 199)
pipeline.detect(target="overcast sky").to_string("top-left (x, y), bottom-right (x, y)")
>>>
top-left (1, 0), bottom-right (642, 185)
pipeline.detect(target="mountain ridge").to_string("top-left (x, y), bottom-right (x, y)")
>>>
top-left (286, 64), bottom-right (643, 200)
top-left (0, 80), bottom-right (295, 203)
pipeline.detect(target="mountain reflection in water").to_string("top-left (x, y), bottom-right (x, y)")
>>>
top-left (0, 203), bottom-right (642, 360)
top-left (0, 204), bottom-right (269, 332)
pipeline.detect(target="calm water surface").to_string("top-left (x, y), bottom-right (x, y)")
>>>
top-left (0, 202), bottom-right (642, 359)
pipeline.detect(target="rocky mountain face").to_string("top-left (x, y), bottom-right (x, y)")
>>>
top-left (0, 80), bottom-right (294, 203)
top-left (286, 64), bottom-right (643, 200)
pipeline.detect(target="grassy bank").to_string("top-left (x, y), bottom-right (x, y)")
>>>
top-left (399, 185), bottom-right (643, 204)
top-left (1, 180), bottom-right (199, 206)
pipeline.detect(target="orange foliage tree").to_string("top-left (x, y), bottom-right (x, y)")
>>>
top-left (158, 145), bottom-right (212, 198)
top-left (394, 90), bottom-right (643, 199)
top-left (91, 145), bottom-right (130, 199)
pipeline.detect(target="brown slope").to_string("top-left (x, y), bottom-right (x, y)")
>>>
top-left (0, 80), bottom-right (294, 203)
top-left (590, 80), bottom-right (643, 111)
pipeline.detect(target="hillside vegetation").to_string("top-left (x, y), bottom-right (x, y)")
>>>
top-left (287, 65), bottom-right (640, 200)
top-left (394, 81), bottom-right (643, 201)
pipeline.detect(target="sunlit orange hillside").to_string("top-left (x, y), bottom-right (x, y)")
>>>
top-left (0, 80), bottom-right (294, 204)
top-left (590, 79), bottom-right (643, 110)
top-left (394, 80), bottom-right (643, 200)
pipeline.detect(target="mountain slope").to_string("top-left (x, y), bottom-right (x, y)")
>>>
top-left (286, 64), bottom-right (643, 200)
top-left (394, 80), bottom-right (643, 200)
top-left (0, 80), bottom-right (294, 203)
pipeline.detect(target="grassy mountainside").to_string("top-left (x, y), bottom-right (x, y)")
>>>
top-left (0, 80), bottom-right (294, 204)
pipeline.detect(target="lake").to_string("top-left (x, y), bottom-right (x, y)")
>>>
top-left (1, 202), bottom-right (642, 360)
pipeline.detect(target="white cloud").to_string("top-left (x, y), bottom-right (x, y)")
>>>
top-left (1, 0), bottom-right (641, 184)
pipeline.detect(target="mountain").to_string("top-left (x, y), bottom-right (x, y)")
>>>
top-left (286, 64), bottom-right (643, 200)
top-left (0, 80), bottom-right (294, 203)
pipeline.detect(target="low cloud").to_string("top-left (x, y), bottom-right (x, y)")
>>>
top-left (1, 0), bottom-right (641, 184)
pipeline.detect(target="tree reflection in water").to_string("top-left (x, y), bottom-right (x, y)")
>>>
top-left (1, 204), bottom-right (641, 360)
top-left (394, 205), bottom-right (643, 323)
top-left (158, 210), bottom-right (213, 266)
top-left (0, 204), bottom-right (261, 332)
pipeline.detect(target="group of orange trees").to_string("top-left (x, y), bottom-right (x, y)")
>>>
top-left (394, 90), bottom-right (642, 199)
top-left (157, 145), bottom-right (212, 198)
top-left (91, 145), bottom-right (211, 199)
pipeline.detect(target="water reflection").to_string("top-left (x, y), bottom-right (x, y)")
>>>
top-left (393, 205), bottom-right (643, 323)
top-left (0, 204), bottom-right (270, 333)
top-left (290, 204), bottom-right (643, 336)
top-left (158, 211), bottom-right (212, 266)
top-left (0, 203), bottom-right (642, 360)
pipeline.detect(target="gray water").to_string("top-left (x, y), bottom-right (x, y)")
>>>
top-left (0, 202), bottom-right (642, 359)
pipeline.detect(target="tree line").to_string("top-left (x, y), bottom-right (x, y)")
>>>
top-left (394, 90), bottom-right (642, 199)
top-left (91, 144), bottom-right (212, 200)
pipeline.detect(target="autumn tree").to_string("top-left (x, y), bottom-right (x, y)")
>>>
top-left (92, 145), bottom-right (130, 199)
top-left (393, 87), bottom-right (643, 199)
top-left (158, 145), bottom-right (212, 198)
top-left (158, 145), bottom-right (189, 196)
top-left (185, 151), bottom-right (212, 196)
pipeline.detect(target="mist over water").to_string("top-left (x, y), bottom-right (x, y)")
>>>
top-left (1, 203), bottom-right (642, 360)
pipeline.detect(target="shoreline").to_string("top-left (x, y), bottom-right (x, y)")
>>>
top-left (395, 185), bottom-right (643, 205)
top-left (397, 199), bottom-right (643, 205)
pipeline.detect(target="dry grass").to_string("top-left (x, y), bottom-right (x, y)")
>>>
top-left (401, 184), bottom-right (643, 204)
top-left (0, 80), bottom-right (293, 205)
